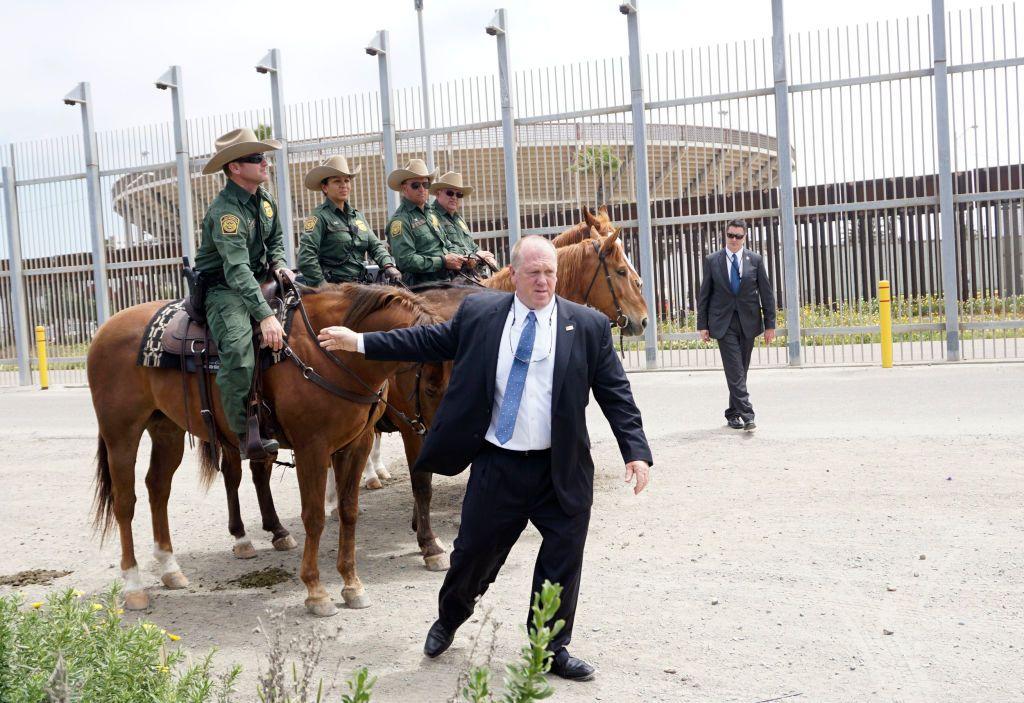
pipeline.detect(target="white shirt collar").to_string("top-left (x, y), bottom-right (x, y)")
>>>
top-left (727, 246), bottom-right (744, 260)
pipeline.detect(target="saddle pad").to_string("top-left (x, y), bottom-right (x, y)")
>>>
top-left (137, 295), bottom-right (296, 371)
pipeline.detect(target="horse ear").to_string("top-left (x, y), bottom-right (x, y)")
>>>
top-left (599, 228), bottom-right (620, 256)
top-left (598, 204), bottom-right (609, 216)
top-left (582, 208), bottom-right (598, 227)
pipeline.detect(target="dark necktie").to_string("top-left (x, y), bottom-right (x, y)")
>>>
top-left (495, 311), bottom-right (537, 444)
top-left (730, 253), bottom-right (741, 295)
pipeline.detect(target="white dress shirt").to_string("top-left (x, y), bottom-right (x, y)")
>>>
top-left (484, 294), bottom-right (558, 450)
top-left (725, 247), bottom-right (745, 278)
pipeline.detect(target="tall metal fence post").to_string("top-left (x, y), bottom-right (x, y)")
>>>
top-left (770, 0), bottom-right (801, 366)
top-left (415, 0), bottom-right (435, 173)
top-left (63, 82), bottom-right (110, 326)
top-left (156, 66), bottom-right (195, 264)
top-left (256, 49), bottom-right (295, 266)
top-left (487, 9), bottom-right (522, 247)
top-left (2, 166), bottom-right (31, 385)
top-left (368, 30), bottom-right (399, 235)
top-left (931, 0), bottom-right (961, 361)
top-left (621, 1), bottom-right (659, 369)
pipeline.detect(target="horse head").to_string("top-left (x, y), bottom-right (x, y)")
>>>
top-left (583, 205), bottom-right (618, 237)
top-left (560, 228), bottom-right (648, 337)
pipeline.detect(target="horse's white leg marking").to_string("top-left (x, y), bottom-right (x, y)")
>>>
top-left (123, 565), bottom-right (144, 593)
top-left (370, 433), bottom-right (391, 480)
top-left (155, 547), bottom-right (189, 589)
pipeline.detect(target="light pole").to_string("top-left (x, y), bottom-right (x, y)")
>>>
top-left (415, 0), bottom-right (435, 172)
top-left (155, 65), bottom-right (196, 265)
top-left (255, 49), bottom-right (295, 266)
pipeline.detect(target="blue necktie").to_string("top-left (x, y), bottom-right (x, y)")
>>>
top-left (495, 311), bottom-right (536, 444)
top-left (730, 253), bottom-right (741, 295)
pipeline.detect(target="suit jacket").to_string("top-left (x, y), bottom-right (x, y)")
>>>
top-left (363, 292), bottom-right (653, 515)
top-left (696, 248), bottom-right (777, 340)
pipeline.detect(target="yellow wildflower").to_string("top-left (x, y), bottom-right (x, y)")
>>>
top-left (167, 633), bottom-right (180, 642)
top-left (30, 602), bottom-right (43, 609)
top-left (92, 603), bottom-right (103, 611)
top-left (73, 590), bottom-right (85, 597)
top-left (116, 609), bottom-right (124, 615)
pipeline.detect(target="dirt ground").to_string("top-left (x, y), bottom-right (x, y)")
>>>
top-left (1, 362), bottom-right (1022, 702)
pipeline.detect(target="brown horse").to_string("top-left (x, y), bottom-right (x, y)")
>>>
top-left (88, 284), bottom-right (442, 615)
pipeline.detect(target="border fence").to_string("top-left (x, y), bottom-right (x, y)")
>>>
top-left (2, 0), bottom-right (1024, 386)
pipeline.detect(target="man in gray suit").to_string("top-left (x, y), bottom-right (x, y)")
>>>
top-left (697, 219), bottom-right (777, 431)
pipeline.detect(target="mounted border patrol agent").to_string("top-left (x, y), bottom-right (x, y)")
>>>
top-left (386, 158), bottom-right (466, 286)
top-left (428, 171), bottom-right (499, 274)
top-left (192, 127), bottom-right (296, 459)
top-left (298, 155), bottom-right (401, 287)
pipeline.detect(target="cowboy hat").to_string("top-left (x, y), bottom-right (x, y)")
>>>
top-left (386, 158), bottom-right (438, 192)
top-left (201, 127), bottom-right (282, 175)
top-left (303, 155), bottom-right (362, 191)
top-left (428, 171), bottom-right (474, 198)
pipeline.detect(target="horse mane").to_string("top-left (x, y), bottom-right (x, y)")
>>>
top-left (555, 238), bottom-right (593, 292)
top-left (304, 283), bottom-right (442, 327)
top-left (551, 222), bottom-right (593, 248)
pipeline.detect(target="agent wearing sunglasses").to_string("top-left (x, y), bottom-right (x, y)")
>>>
top-left (428, 172), bottom-right (499, 273)
top-left (298, 155), bottom-right (401, 287)
top-left (386, 159), bottom-right (467, 285)
top-left (194, 128), bottom-right (296, 458)
top-left (696, 219), bottom-right (777, 432)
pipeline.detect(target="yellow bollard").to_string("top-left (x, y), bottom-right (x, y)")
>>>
top-left (879, 280), bottom-right (893, 369)
top-left (35, 325), bottom-right (49, 390)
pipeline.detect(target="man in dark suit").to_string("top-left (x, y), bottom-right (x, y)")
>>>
top-left (697, 219), bottom-right (777, 432)
top-left (318, 235), bottom-right (653, 681)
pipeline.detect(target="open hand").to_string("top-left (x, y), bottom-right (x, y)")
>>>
top-left (625, 460), bottom-right (650, 495)
top-left (318, 326), bottom-right (359, 353)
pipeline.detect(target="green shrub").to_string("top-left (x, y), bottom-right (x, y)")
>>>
top-left (0, 584), bottom-right (239, 703)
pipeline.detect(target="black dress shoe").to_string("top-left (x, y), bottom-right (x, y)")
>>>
top-left (423, 620), bottom-right (455, 658)
top-left (549, 649), bottom-right (595, 681)
top-left (727, 416), bottom-right (744, 429)
top-left (743, 418), bottom-right (757, 432)
top-left (237, 434), bottom-right (279, 460)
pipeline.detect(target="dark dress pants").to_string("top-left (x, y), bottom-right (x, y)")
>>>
top-left (436, 444), bottom-right (591, 654)
top-left (717, 311), bottom-right (756, 421)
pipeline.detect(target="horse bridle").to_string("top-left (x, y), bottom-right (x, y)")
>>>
top-left (274, 278), bottom-right (427, 436)
top-left (582, 240), bottom-right (630, 330)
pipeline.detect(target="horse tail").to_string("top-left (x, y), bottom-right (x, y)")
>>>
top-left (197, 440), bottom-right (220, 491)
top-left (91, 435), bottom-right (114, 540)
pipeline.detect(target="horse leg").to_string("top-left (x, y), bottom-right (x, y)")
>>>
top-left (144, 417), bottom-right (189, 590)
top-left (402, 428), bottom-right (449, 571)
top-left (249, 459), bottom-right (297, 551)
top-left (221, 452), bottom-right (257, 559)
top-left (326, 466), bottom-right (340, 521)
top-left (360, 434), bottom-right (383, 490)
top-left (333, 430), bottom-right (374, 609)
top-left (102, 423), bottom-right (149, 610)
top-left (370, 431), bottom-right (391, 482)
top-left (295, 446), bottom-right (336, 617)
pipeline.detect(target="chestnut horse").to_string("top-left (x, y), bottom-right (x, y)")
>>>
top-left (88, 284), bottom-right (441, 615)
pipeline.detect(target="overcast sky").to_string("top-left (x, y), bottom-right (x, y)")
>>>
top-left (0, 0), bottom-right (995, 146)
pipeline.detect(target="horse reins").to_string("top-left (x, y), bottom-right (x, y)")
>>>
top-left (275, 279), bottom-right (427, 436)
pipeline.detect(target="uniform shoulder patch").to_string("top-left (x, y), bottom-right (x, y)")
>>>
top-left (428, 213), bottom-right (440, 229)
top-left (356, 219), bottom-right (369, 232)
top-left (460, 220), bottom-right (471, 232)
top-left (304, 216), bottom-right (318, 233)
top-left (390, 220), bottom-right (403, 237)
top-left (220, 214), bottom-right (240, 235)
top-left (262, 201), bottom-right (274, 219)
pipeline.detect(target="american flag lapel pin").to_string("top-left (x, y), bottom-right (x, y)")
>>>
top-left (565, 324), bottom-right (574, 331)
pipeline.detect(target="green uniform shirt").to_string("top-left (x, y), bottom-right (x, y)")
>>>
top-left (430, 203), bottom-right (479, 257)
top-left (298, 199), bottom-right (395, 286)
top-left (388, 197), bottom-right (460, 285)
top-left (195, 180), bottom-right (285, 322)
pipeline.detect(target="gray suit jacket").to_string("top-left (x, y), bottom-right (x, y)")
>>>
top-left (696, 248), bottom-right (777, 339)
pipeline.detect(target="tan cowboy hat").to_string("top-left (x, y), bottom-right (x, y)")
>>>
top-left (428, 171), bottom-right (474, 198)
top-left (202, 127), bottom-right (282, 175)
top-left (386, 158), bottom-right (438, 192)
top-left (303, 155), bottom-right (362, 191)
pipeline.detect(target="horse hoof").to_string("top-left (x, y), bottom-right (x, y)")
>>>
top-left (364, 477), bottom-right (383, 490)
top-left (375, 468), bottom-right (392, 481)
top-left (424, 552), bottom-right (450, 572)
top-left (272, 535), bottom-right (298, 551)
top-left (232, 542), bottom-right (258, 559)
top-left (433, 537), bottom-right (448, 552)
top-left (342, 588), bottom-right (371, 609)
top-left (305, 597), bottom-right (338, 618)
top-left (124, 590), bottom-right (150, 610)
top-left (161, 570), bottom-right (189, 589)
top-left (330, 507), bottom-right (340, 522)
